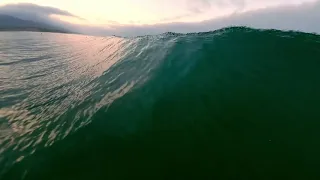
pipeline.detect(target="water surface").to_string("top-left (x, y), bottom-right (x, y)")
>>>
top-left (1, 28), bottom-right (320, 179)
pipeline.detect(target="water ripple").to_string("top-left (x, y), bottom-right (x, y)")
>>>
top-left (0, 31), bottom-right (176, 175)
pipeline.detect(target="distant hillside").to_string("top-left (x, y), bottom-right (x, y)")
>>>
top-left (0, 14), bottom-right (72, 33)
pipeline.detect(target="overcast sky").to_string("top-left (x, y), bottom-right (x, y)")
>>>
top-left (0, 0), bottom-right (319, 36)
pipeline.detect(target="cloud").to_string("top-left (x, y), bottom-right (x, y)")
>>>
top-left (211, 0), bottom-right (246, 8)
top-left (0, 3), bottom-right (79, 17)
top-left (164, 0), bottom-right (246, 23)
top-left (0, 3), bottom-right (84, 28)
top-left (0, 3), bottom-right (116, 36)
top-left (186, 0), bottom-right (246, 14)
top-left (0, 1), bottom-right (319, 37)
top-left (186, 0), bottom-right (212, 14)
top-left (229, 0), bottom-right (246, 7)
top-left (159, 13), bottom-right (194, 22)
top-left (99, 0), bottom-right (320, 37)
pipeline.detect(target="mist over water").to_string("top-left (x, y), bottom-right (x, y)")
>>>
top-left (1, 28), bottom-right (320, 179)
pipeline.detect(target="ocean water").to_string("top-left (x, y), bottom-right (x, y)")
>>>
top-left (1, 27), bottom-right (320, 179)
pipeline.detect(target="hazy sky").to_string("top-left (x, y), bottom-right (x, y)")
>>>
top-left (0, 0), bottom-right (319, 36)
top-left (0, 0), bottom-right (317, 25)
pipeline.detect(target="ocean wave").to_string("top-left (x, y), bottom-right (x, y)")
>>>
top-left (1, 27), bottom-right (320, 179)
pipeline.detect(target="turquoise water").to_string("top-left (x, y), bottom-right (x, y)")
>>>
top-left (1, 27), bottom-right (320, 179)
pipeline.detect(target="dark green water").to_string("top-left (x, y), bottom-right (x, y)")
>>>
top-left (1, 27), bottom-right (320, 179)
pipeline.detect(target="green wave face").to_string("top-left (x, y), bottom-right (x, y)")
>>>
top-left (1, 27), bottom-right (320, 180)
